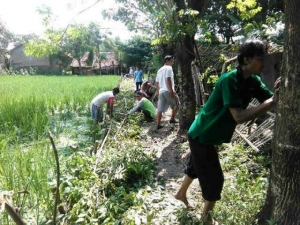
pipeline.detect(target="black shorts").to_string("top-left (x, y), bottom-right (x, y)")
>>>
top-left (185, 135), bottom-right (224, 201)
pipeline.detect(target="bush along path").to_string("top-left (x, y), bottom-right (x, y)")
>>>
top-left (52, 79), bottom-right (270, 225)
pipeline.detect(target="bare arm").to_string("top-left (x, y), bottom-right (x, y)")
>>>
top-left (106, 98), bottom-right (115, 117)
top-left (230, 76), bottom-right (281, 124)
top-left (229, 94), bottom-right (278, 124)
top-left (155, 82), bottom-right (160, 97)
top-left (167, 77), bottom-right (175, 98)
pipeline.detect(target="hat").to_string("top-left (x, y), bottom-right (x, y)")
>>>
top-left (164, 55), bottom-right (173, 60)
top-left (135, 91), bottom-right (143, 97)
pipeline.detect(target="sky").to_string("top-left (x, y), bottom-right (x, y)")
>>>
top-left (0, 0), bottom-right (134, 40)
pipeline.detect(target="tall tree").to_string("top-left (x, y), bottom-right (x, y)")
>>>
top-left (120, 36), bottom-right (152, 71)
top-left (61, 23), bottom-right (102, 74)
top-left (258, 0), bottom-right (300, 224)
top-left (25, 22), bottom-right (103, 74)
top-left (0, 19), bottom-right (14, 68)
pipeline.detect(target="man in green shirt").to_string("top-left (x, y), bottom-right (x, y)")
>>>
top-left (125, 91), bottom-right (156, 122)
top-left (175, 39), bottom-right (281, 224)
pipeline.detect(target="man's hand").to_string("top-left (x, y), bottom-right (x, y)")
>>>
top-left (170, 90), bottom-right (176, 98)
top-left (274, 77), bottom-right (281, 89)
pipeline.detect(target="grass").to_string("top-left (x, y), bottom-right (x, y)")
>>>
top-left (0, 74), bottom-right (120, 224)
top-left (0, 75), bottom-right (120, 140)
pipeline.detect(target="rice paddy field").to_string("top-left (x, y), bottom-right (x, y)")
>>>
top-left (0, 75), bottom-right (121, 224)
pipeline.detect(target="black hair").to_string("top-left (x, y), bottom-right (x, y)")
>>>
top-left (112, 87), bottom-right (120, 95)
top-left (164, 55), bottom-right (174, 63)
top-left (237, 40), bottom-right (267, 65)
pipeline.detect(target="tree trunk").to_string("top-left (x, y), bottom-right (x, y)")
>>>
top-left (258, 1), bottom-right (300, 224)
top-left (172, 0), bottom-right (209, 131)
top-left (176, 36), bottom-right (196, 130)
top-left (77, 58), bottom-right (82, 75)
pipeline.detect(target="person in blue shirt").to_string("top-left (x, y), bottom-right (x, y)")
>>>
top-left (134, 67), bottom-right (144, 91)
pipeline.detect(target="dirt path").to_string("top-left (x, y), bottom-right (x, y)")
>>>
top-left (139, 109), bottom-right (201, 209)
top-left (124, 79), bottom-right (202, 210)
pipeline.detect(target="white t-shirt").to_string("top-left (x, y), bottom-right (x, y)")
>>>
top-left (155, 65), bottom-right (174, 94)
top-left (91, 91), bottom-right (114, 107)
top-left (129, 68), bottom-right (133, 75)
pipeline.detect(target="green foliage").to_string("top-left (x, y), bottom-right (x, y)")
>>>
top-left (0, 67), bottom-right (38, 75)
top-left (56, 124), bottom-right (154, 224)
top-left (120, 36), bottom-right (152, 69)
top-left (198, 0), bottom-right (284, 44)
top-left (0, 19), bottom-right (14, 58)
top-left (215, 143), bottom-right (270, 224)
top-left (0, 137), bottom-right (55, 224)
top-left (103, 0), bottom-right (203, 48)
top-left (202, 66), bottom-right (219, 85)
top-left (24, 22), bottom-right (105, 74)
top-left (227, 0), bottom-right (262, 20)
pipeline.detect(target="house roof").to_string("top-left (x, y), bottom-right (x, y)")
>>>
top-left (70, 51), bottom-right (118, 69)
top-left (94, 52), bottom-right (118, 69)
top-left (8, 43), bottom-right (23, 52)
top-left (70, 52), bottom-right (91, 68)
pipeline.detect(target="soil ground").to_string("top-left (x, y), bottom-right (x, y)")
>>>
top-left (139, 108), bottom-right (201, 209)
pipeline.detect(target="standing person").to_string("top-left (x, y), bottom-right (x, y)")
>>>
top-left (133, 68), bottom-right (138, 83)
top-left (129, 66), bottom-right (134, 78)
top-left (134, 67), bottom-right (143, 91)
top-left (175, 39), bottom-right (281, 224)
top-left (124, 91), bottom-right (156, 122)
top-left (155, 55), bottom-right (179, 130)
top-left (90, 87), bottom-right (120, 125)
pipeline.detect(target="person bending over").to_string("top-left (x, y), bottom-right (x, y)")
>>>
top-left (90, 87), bottom-right (120, 125)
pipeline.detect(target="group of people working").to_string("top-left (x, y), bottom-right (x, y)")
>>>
top-left (90, 54), bottom-right (180, 129)
top-left (89, 39), bottom-right (281, 224)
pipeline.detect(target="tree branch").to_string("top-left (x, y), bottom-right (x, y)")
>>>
top-left (48, 131), bottom-right (60, 225)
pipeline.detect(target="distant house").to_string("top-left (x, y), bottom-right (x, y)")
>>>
top-left (95, 52), bottom-right (119, 75)
top-left (70, 51), bottom-right (119, 75)
top-left (9, 44), bottom-right (59, 71)
top-left (69, 52), bottom-right (92, 75)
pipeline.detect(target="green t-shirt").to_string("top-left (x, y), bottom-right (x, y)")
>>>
top-left (188, 67), bottom-right (273, 145)
top-left (128, 97), bottom-right (156, 117)
top-left (141, 98), bottom-right (156, 117)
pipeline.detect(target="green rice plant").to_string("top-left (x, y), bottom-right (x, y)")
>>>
top-left (0, 75), bottom-right (120, 224)
top-left (0, 75), bottom-right (120, 141)
top-left (0, 138), bottom-right (55, 224)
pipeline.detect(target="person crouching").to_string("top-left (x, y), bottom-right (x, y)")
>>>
top-left (124, 91), bottom-right (156, 122)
